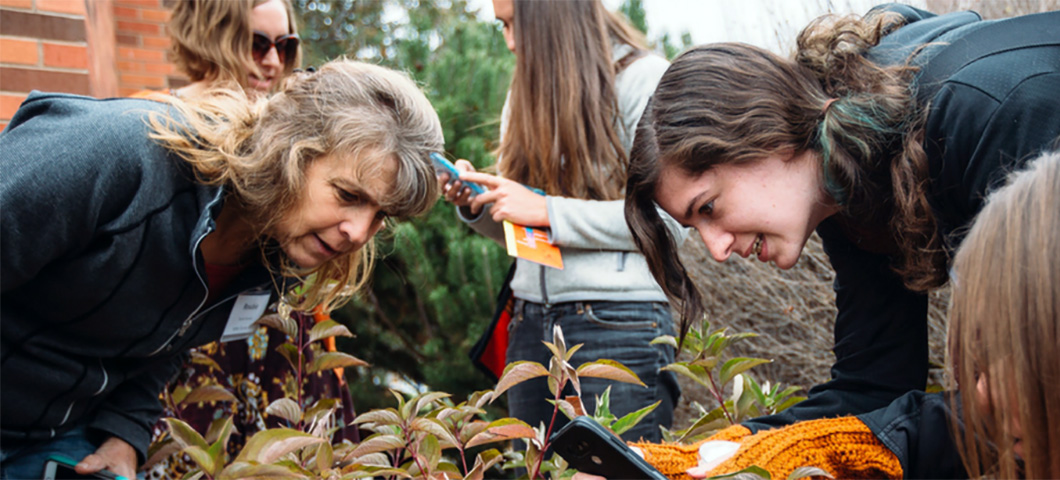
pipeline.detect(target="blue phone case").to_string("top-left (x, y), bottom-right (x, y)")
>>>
top-left (430, 153), bottom-right (486, 195)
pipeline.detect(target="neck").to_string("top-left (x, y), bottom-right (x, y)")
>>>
top-left (201, 202), bottom-right (257, 266)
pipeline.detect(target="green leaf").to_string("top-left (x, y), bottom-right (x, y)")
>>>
top-left (412, 391), bottom-right (451, 416)
top-left (204, 416), bottom-right (235, 448)
top-left (417, 434), bottom-right (441, 470)
top-left (338, 465), bottom-right (411, 479)
top-left (308, 319), bottom-right (354, 344)
top-left (593, 386), bottom-right (614, 424)
top-left (217, 461), bottom-right (306, 480)
top-left (493, 361), bottom-right (550, 398)
top-left (256, 312), bottom-right (298, 339)
top-left (576, 359), bottom-right (646, 387)
top-left (307, 352), bottom-right (369, 375)
top-left (720, 357), bottom-right (772, 385)
top-left (234, 427), bottom-right (325, 464)
top-left (180, 385), bottom-right (237, 406)
top-left (773, 396), bottom-right (808, 414)
top-left (459, 420), bottom-right (489, 444)
top-left (465, 418), bottom-right (537, 448)
top-left (650, 335), bottom-right (678, 348)
top-left (353, 408), bottom-right (402, 427)
top-left (265, 398), bottom-right (303, 425)
top-left (611, 400), bottom-right (661, 435)
top-left (409, 417), bottom-right (458, 449)
top-left (661, 363), bottom-right (714, 390)
top-left (163, 418), bottom-right (208, 450)
top-left (347, 433), bottom-right (406, 459)
top-left (787, 466), bottom-right (834, 480)
top-left (275, 343), bottom-right (300, 373)
top-left (183, 446), bottom-right (215, 475)
top-left (315, 441), bottom-right (334, 475)
top-left (188, 350), bottom-right (223, 373)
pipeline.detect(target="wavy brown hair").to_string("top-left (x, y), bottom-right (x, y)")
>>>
top-left (168, 0), bottom-right (301, 86)
top-left (146, 59), bottom-right (443, 311)
top-left (496, 0), bottom-right (646, 200)
top-left (626, 11), bottom-right (944, 331)
top-left (948, 150), bottom-right (1060, 479)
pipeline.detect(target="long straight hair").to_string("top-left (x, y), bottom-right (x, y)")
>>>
top-left (949, 150), bottom-right (1060, 479)
top-left (497, 0), bottom-right (646, 200)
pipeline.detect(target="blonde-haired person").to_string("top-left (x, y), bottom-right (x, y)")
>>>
top-left (624, 4), bottom-right (1059, 434)
top-left (169, 0), bottom-right (300, 96)
top-left (439, 0), bottom-right (680, 442)
top-left (578, 149), bottom-right (1060, 480)
top-left (0, 59), bottom-right (442, 479)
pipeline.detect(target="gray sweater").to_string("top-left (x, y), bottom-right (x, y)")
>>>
top-left (462, 44), bottom-right (682, 304)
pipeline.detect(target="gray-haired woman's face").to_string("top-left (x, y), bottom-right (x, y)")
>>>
top-left (272, 152), bottom-right (394, 268)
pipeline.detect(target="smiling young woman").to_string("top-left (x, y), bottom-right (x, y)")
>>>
top-left (625, 4), bottom-right (1060, 436)
top-left (0, 60), bottom-right (442, 479)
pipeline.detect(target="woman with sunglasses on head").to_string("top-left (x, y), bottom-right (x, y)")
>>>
top-left (438, 0), bottom-right (680, 443)
top-left (0, 60), bottom-right (443, 479)
top-left (623, 3), bottom-right (1059, 438)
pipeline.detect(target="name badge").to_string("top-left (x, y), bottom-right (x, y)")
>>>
top-left (220, 291), bottom-right (271, 342)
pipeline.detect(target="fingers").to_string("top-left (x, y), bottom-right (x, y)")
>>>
top-left (458, 171), bottom-right (502, 189)
top-left (76, 437), bottom-right (137, 479)
top-left (454, 159), bottom-right (475, 172)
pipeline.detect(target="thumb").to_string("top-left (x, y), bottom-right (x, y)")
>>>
top-left (75, 453), bottom-right (105, 474)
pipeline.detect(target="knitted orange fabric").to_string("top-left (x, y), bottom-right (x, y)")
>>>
top-left (632, 418), bottom-right (902, 480)
top-left (631, 425), bottom-right (751, 480)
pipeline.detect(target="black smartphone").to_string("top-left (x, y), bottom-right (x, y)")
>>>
top-left (549, 416), bottom-right (668, 480)
top-left (41, 454), bottom-right (127, 480)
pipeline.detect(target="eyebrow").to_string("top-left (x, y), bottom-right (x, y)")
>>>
top-left (334, 180), bottom-right (382, 207)
top-left (683, 191), bottom-right (707, 222)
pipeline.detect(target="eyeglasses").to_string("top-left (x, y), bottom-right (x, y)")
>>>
top-left (252, 31), bottom-right (299, 69)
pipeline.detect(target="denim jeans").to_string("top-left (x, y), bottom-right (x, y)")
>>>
top-left (0, 425), bottom-right (97, 480)
top-left (506, 299), bottom-right (679, 443)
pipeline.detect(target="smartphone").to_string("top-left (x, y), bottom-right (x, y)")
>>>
top-left (430, 152), bottom-right (486, 196)
top-left (549, 416), bottom-right (668, 480)
top-left (41, 454), bottom-right (128, 480)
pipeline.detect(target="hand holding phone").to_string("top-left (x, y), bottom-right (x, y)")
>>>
top-left (550, 417), bottom-right (668, 480)
top-left (431, 152), bottom-right (486, 197)
top-left (42, 454), bottom-right (128, 480)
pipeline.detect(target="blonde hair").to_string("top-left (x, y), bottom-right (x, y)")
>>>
top-left (497, 0), bottom-right (647, 200)
top-left (168, 0), bottom-right (301, 86)
top-left (147, 59), bottom-right (443, 310)
top-left (949, 150), bottom-right (1060, 479)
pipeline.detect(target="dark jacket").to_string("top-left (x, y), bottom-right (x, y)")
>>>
top-left (744, 5), bottom-right (1060, 438)
top-left (0, 92), bottom-right (276, 461)
top-left (858, 391), bottom-right (967, 479)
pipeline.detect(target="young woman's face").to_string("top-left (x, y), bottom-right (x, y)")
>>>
top-left (247, 0), bottom-right (290, 92)
top-left (654, 151), bottom-right (838, 269)
top-left (492, 0), bottom-right (516, 53)
top-left (976, 374), bottom-right (1025, 458)
top-left (273, 152), bottom-right (393, 269)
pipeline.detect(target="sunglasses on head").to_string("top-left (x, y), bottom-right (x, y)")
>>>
top-left (252, 31), bottom-right (299, 69)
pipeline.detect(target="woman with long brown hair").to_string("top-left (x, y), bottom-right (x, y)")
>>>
top-left (439, 0), bottom-right (679, 441)
top-left (625, 4), bottom-right (1059, 436)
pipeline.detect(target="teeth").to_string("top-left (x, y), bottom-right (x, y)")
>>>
top-left (752, 236), bottom-right (763, 255)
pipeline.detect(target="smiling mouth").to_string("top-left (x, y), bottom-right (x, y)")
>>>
top-left (752, 235), bottom-right (763, 256)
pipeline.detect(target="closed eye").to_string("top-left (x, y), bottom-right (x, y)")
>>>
top-left (337, 188), bottom-right (362, 204)
top-left (698, 200), bottom-right (715, 217)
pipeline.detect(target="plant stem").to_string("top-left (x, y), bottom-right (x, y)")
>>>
top-left (706, 371), bottom-right (735, 424)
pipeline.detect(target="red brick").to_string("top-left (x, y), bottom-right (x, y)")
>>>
top-left (0, 38), bottom-right (39, 66)
top-left (118, 86), bottom-right (140, 97)
top-left (140, 8), bottom-right (169, 23)
top-left (0, 10), bottom-right (86, 42)
top-left (1, 93), bottom-right (27, 120)
top-left (42, 42), bottom-right (88, 69)
top-left (0, 67), bottom-right (90, 95)
top-left (121, 72), bottom-right (166, 88)
top-left (0, 0), bottom-right (33, 9)
top-left (116, 33), bottom-right (139, 46)
top-left (0, 121), bottom-right (7, 130)
top-left (38, 0), bottom-right (85, 15)
top-left (141, 35), bottom-right (170, 50)
top-left (142, 62), bottom-right (174, 75)
top-left (117, 20), bottom-right (161, 35)
top-left (118, 46), bottom-right (165, 62)
top-left (117, 60), bottom-right (138, 72)
top-left (114, 6), bottom-right (139, 20)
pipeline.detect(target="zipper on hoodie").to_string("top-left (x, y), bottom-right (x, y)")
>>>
top-left (148, 224), bottom-right (212, 356)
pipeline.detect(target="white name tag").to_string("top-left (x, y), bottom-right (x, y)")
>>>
top-left (220, 291), bottom-right (271, 342)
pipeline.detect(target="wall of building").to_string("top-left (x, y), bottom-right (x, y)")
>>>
top-left (0, 0), bottom-right (185, 129)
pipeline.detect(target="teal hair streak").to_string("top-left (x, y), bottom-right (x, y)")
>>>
top-left (816, 96), bottom-right (905, 206)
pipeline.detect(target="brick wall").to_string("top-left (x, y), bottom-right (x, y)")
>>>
top-left (0, 0), bottom-right (185, 129)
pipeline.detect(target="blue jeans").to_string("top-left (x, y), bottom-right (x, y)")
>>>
top-left (506, 300), bottom-right (679, 442)
top-left (0, 426), bottom-right (97, 480)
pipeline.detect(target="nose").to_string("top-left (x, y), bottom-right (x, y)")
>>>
top-left (695, 224), bottom-right (734, 262)
top-left (338, 211), bottom-right (383, 250)
top-left (503, 27), bottom-right (516, 53)
top-left (259, 45), bottom-right (282, 73)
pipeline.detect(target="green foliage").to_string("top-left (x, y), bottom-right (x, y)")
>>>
top-left (655, 321), bottom-right (806, 444)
